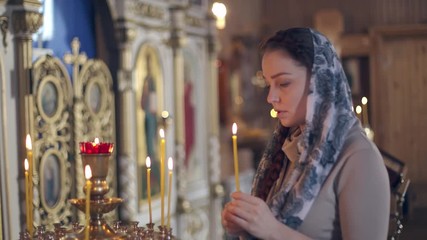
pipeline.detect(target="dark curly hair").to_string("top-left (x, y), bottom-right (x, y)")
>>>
top-left (260, 28), bottom-right (314, 71)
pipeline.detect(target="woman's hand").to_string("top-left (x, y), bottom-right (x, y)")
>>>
top-left (222, 191), bottom-right (279, 239)
top-left (222, 200), bottom-right (246, 236)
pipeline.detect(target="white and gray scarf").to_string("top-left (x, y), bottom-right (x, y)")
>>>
top-left (251, 29), bottom-right (358, 231)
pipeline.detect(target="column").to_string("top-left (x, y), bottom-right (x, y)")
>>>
top-left (168, 3), bottom-right (187, 235)
top-left (115, 21), bottom-right (137, 220)
top-left (206, 12), bottom-right (224, 240)
top-left (10, 0), bottom-right (42, 232)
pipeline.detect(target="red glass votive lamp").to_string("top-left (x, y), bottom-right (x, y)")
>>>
top-left (79, 140), bottom-right (114, 154)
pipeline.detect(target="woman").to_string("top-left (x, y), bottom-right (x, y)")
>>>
top-left (222, 28), bottom-right (390, 240)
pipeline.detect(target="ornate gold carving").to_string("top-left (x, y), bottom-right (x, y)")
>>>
top-left (11, 10), bottom-right (42, 35)
top-left (206, 14), bottom-right (218, 55)
top-left (180, 207), bottom-right (210, 239)
top-left (115, 22), bottom-right (136, 44)
top-left (168, 6), bottom-right (187, 49)
top-left (76, 60), bottom-right (117, 221)
top-left (185, 15), bottom-right (204, 28)
top-left (130, 0), bottom-right (165, 19)
top-left (0, 16), bottom-right (8, 48)
top-left (68, 38), bottom-right (117, 220)
top-left (32, 55), bottom-right (73, 227)
top-left (63, 37), bottom-right (88, 76)
top-left (8, 0), bottom-right (41, 8)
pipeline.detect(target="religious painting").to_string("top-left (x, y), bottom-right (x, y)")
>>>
top-left (40, 150), bottom-right (62, 210)
top-left (342, 56), bottom-right (371, 111)
top-left (37, 76), bottom-right (63, 120)
top-left (183, 47), bottom-right (207, 186)
top-left (342, 57), bottom-right (362, 97)
top-left (85, 78), bottom-right (104, 114)
top-left (183, 50), bottom-right (196, 172)
top-left (135, 44), bottom-right (164, 207)
top-left (41, 81), bottom-right (58, 116)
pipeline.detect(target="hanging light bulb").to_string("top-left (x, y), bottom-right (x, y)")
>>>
top-left (212, 2), bottom-right (227, 29)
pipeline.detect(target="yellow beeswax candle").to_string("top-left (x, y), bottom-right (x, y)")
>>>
top-left (167, 157), bottom-right (173, 228)
top-left (25, 135), bottom-right (33, 235)
top-left (232, 123), bottom-right (240, 192)
top-left (85, 165), bottom-right (92, 240)
top-left (361, 97), bottom-right (369, 126)
top-left (355, 105), bottom-right (362, 122)
top-left (24, 158), bottom-right (31, 234)
top-left (146, 156), bottom-right (153, 224)
top-left (159, 128), bottom-right (165, 226)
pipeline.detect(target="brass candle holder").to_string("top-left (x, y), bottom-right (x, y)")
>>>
top-left (67, 144), bottom-right (126, 240)
top-left (18, 140), bottom-right (176, 239)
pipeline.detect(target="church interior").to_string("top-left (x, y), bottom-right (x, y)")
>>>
top-left (0, 0), bottom-right (426, 239)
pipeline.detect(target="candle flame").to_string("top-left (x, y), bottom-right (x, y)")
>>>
top-left (146, 156), bottom-right (151, 168)
top-left (356, 105), bottom-right (362, 114)
top-left (26, 134), bottom-right (32, 150)
top-left (159, 128), bottom-right (165, 139)
top-left (168, 157), bottom-right (173, 170)
top-left (85, 165), bottom-right (92, 180)
top-left (24, 158), bottom-right (29, 171)
top-left (361, 97), bottom-right (368, 105)
top-left (94, 138), bottom-right (100, 144)
top-left (161, 111), bottom-right (169, 119)
top-left (232, 123), bottom-right (237, 135)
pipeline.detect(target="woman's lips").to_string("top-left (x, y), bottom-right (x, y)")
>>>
top-left (276, 110), bottom-right (287, 118)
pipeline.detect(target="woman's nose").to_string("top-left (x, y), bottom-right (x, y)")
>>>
top-left (267, 89), bottom-right (279, 104)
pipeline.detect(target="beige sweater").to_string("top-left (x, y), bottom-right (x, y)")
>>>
top-left (277, 123), bottom-right (390, 240)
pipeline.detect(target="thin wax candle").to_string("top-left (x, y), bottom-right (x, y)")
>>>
top-left (232, 123), bottom-right (240, 192)
top-left (24, 159), bottom-right (31, 234)
top-left (361, 97), bottom-right (369, 126)
top-left (355, 105), bottom-right (362, 122)
top-left (85, 165), bottom-right (92, 240)
top-left (159, 128), bottom-right (165, 226)
top-left (25, 134), bottom-right (33, 236)
top-left (167, 157), bottom-right (173, 229)
top-left (146, 157), bottom-right (152, 224)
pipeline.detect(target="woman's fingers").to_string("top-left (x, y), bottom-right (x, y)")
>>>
top-left (231, 191), bottom-right (263, 205)
top-left (222, 203), bottom-right (246, 236)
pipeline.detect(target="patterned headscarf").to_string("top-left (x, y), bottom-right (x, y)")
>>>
top-left (251, 28), bottom-right (358, 230)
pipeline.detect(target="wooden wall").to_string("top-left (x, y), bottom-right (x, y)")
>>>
top-left (370, 25), bottom-right (427, 207)
top-left (260, 0), bottom-right (427, 36)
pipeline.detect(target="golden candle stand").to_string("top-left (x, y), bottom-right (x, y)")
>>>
top-left (19, 151), bottom-right (175, 240)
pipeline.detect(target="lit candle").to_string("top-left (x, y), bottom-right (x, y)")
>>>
top-left (159, 128), bottom-right (165, 226)
top-left (79, 138), bottom-right (114, 154)
top-left (355, 105), bottom-right (362, 122)
top-left (361, 97), bottom-right (369, 126)
top-left (146, 156), bottom-right (152, 224)
top-left (24, 158), bottom-right (31, 235)
top-left (84, 165), bottom-right (92, 240)
top-left (167, 157), bottom-right (173, 229)
top-left (232, 123), bottom-right (240, 192)
top-left (25, 134), bottom-right (33, 236)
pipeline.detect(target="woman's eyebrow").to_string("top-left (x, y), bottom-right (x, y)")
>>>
top-left (270, 72), bottom-right (292, 79)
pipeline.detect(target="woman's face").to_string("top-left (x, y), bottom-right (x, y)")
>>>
top-left (262, 49), bottom-right (310, 128)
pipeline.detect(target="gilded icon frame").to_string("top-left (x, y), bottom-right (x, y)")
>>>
top-left (134, 44), bottom-right (164, 210)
